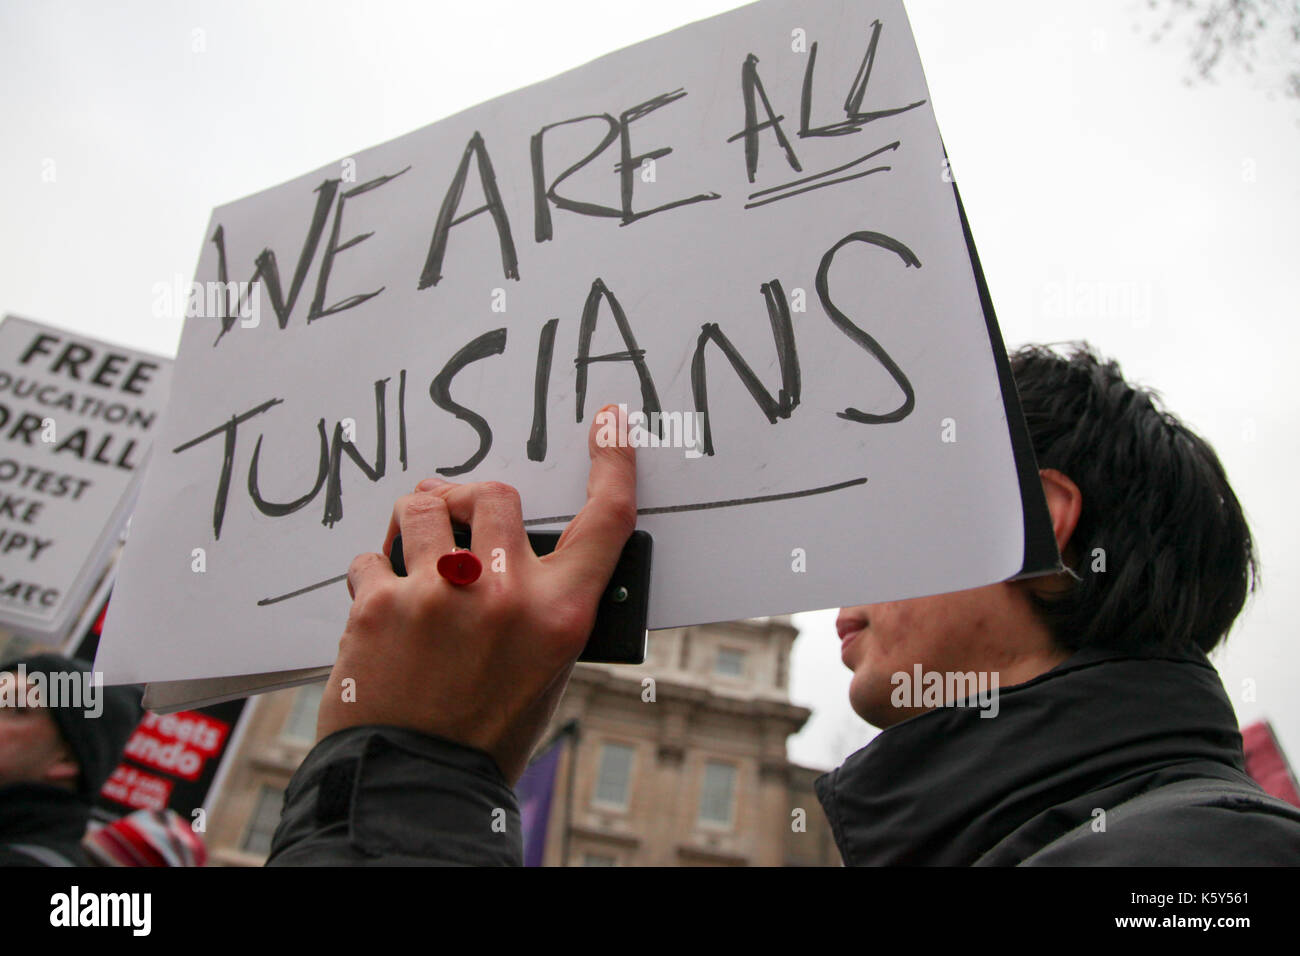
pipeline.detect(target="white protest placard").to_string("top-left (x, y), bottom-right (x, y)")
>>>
top-left (97, 0), bottom-right (1058, 693)
top-left (0, 316), bottom-right (171, 641)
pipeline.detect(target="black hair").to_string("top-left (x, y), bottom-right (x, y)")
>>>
top-left (1010, 343), bottom-right (1257, 655)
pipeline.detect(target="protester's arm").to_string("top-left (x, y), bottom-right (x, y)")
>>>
top-left (266, 725), bottom-right (523, 866)
top-left (266, 406), bottom-right (635, 866)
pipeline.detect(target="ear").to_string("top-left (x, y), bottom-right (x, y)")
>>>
top-left (1039, 468), bottom-right (1083, 559)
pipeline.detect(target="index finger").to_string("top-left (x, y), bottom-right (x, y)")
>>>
top-left (546, 404), bottom-right (637, 592)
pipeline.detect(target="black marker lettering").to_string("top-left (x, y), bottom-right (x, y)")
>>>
top-left (574, 278), bottom-right (661, 426)
top-left (397, 368), bottom-right (408, 472)
top-left (419, 132), bottom-right (518, 289)
top-left (727, 54), bottom-right (802, 183)
top-left (309, 166), bottom-right (412, 321)
top-left (248, 419), bottom-right (330, 517)
top-left (429, 329), bottom-right (507, 476)
top-left (618, 90), bottom-right (721, 224)
top-left (530, 115), bottom-right (621, 243)
top-left (172, 398), bottom-right (284, 539)
top-left (527, 318), bottom-right (559, 461)
top-left (691, 280), bottom-right (801, 456)
top-left (210, 177), bottom-right (341, 345)
top-left (799, 25), bottom-right (927, 139)
top-left (816, 230), bottom-right (918, 423)
top-left (322, 379), bottom-right (389, 528)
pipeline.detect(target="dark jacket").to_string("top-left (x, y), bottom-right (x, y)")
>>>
top-left (0, 783), bottom-right (94, 866)
top-left (267, 725), bottom-right (521, 866)
top-left (814, 647), bottom-right (1300, 865)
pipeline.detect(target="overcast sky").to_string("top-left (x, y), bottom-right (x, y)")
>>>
top-left (1, 0), bottom-right (1296, 771)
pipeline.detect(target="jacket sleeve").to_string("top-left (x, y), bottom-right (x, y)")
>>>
top-left (265, 725), bottom-right (523, 866)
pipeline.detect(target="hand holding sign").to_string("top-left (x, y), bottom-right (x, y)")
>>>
top-left (318, 404), bottom-right (636, 783)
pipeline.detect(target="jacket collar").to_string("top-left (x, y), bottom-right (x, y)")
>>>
top-left (814, 647), bottom-right (1247, 865)
top-left (0, 782), bottom-right (92, 845)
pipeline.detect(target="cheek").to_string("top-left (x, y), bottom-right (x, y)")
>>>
top-left (936, 592), bottom-right (1000, 656)
top-left (863, 602), bottom-right (924, 662)
top-left (864, 598), bottom-right (969, 671)
top-left (0, 728), bottom-right (36, 773)
top-left (8, 720), bottom-right (56, 754)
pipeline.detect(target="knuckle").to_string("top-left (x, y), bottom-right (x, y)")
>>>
top-left (349, 580), bottom-right (400, 629)
top-left (477, 565), bottom-right (512, 599)
top-left (479, 584), bottom-right (525, 632)
top-left (347, 552), bottom-right (376, 578)
top-left (478, 481), bottom-right (521, 507)
top-left (602, 499), bottom-right (638, 539)
top-left (408, 577), bottom-right (446, 618)
top-left (404, 493), bottom-right (449, 520)
top-left (545, 596), bottom-right (597, 646)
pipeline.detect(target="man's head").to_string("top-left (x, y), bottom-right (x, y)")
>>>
top-left (0, 667), bottom-right (81, 790)
top-left (0, 653), bottom-right (142, 799)
top-left (839, 343), bottom-right (1258, 728)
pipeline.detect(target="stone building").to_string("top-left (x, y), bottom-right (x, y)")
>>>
top-left (203, 616), bottom-right (840, 866)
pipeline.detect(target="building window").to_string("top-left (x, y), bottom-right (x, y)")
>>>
top-left (593, 742), bottom-right (635, 808)
top-left (241, 785), bottom-right (285, 856)
top-left (281, 682), bottom-right (324, 743)
top-left (698, 760), bottom-right (737, 827)
top-left (715, 646), bottom-right (745, 677)
top-left (582, 853), bottom-right (618, 867)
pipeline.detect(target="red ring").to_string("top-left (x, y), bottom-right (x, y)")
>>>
top-left (436, 549), bottom-right (483, 586)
